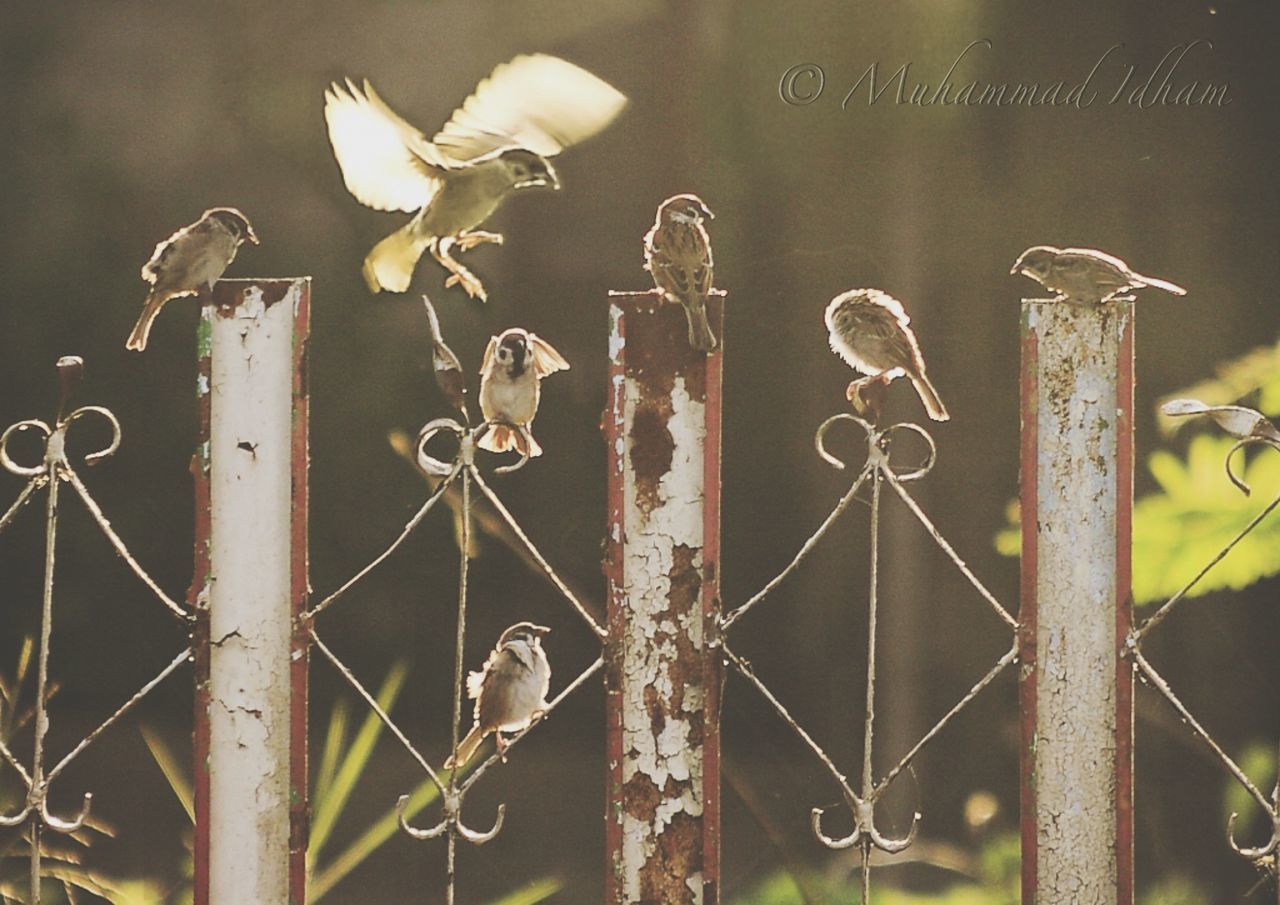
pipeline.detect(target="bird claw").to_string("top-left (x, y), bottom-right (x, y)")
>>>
top-left (433, 240), bottom-right (489, 302)
top-left (455, 231), bottom-right (504, 252)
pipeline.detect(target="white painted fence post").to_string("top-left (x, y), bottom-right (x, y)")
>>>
top-left (1019, 299), bottom-right (1134, 905)
top-left (192, 278), bottom-right (310, 905)
top-left (604, 290), bottom-right (724, 904)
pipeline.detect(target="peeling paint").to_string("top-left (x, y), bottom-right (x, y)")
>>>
top-left (607, 294), bottom-right (722, 904)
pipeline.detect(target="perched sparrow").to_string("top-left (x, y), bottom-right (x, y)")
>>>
top-left (478, 328), bottom-right (569, 458)
top-left (1010, 246), bottom-right (1186, 304)
top-left (643, 194), bottom-right (717, 352)
top-left (125, 208), bottom-right (258, 351)
top-left (444, 622), bottom-right (551, 769)
top-left (825, 289), bottom-right (950, 422)
top-left (324, 55), bottom-right (627, 300)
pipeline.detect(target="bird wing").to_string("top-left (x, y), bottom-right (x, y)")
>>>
top-left (142, 217), bottom-right (212, 283)
top-left (466, 666), bottom-right (488, 700)
top-left (647, 221), bottom-right (713, 302)
top-left (430, 54), bottom-right (627, 165)
top-left (527, 334), bottom-right (571, 379)
top-left (324, 79), bottom-right (447, 213)
top-left (479, 335), bottom-right (499, 377)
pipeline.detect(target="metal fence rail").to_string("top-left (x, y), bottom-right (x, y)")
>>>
top-left (0, 357), bottom-right (194, 905)
top-left (2, 286), bottom-right (1277, 905)
top-left (721, 412), bottom-right (1018, 903)
top-left (302, 307), bottom-right (607, 904)
top-left (1128, 400), bottom-right (1280, 901)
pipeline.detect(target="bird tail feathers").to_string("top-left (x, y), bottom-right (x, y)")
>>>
top-left (684, 303), bottom-right (718, 353)
top-left (910, 371), bottom-right (950, 422)
top-left (478, 425), bottom-right (542, 458)
top-left (444, 726), bottom-right (486, 770)
top-left (125, 291), bottom-right (170, 352)
top-left (1135, 274), bottom-right (1187, 296)
top-left (363, 224), bottom-right (431, 294)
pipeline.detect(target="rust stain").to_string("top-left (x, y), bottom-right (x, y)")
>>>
top-left (641, 811), bottom-right (703, 903)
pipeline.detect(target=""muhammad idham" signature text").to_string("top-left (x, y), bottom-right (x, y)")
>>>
top-left (779, 40), bottom-right (1231, 110)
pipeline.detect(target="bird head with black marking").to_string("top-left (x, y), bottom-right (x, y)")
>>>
top-left (658, 193), bottom-right (713, 225)
top-left (205, 207), bottom-right (259, 246)
top-left (1010, 245), bottom-right (1058, 280)
top-left (498, 622), bottom-right (551, 647)
top-left (492, 328), bottom-right (534, 378)
top-left (499, 149), bottom-right (560, 192)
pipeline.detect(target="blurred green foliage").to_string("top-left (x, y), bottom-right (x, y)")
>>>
top-left (729, 831), bottom-right (1212, 904)
top-left (996, 341), bottom-right (1280, 605)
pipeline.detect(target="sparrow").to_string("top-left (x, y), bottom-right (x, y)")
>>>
top-left (125, 208), bottom-right (258, 351)
top-left (825, 289), bottom-right (950, 422)
top-left (643, 194), bottom-right (717, 352)
top-left (478, 328), bottom-right (569, 458)
top-left (444, 622), bottom-right (551, 769)
top-left (324, 54), bottom-right (628, 300)
top-left (1010, 246), bottom-right (1187, 304)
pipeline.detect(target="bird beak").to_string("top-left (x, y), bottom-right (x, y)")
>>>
top-left (246, 226), bottom-right (261, 246)
top-left (700, 203), bottom-right (714, 220)
top-left (1009, 261), bottom-right (1022, 275)
top-left (531, 625), bottom-right (551, 637)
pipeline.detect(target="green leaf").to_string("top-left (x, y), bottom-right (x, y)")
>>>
top-left (485, 876), bottom-right (565, 905)
top-left (308, 776), bottom-right (440, 902)
top-left (313, 698), bottom-right (350, 812)
top-left (140, 724), bottom-right (195, 823)
top-left (308, 661), bottom-right (408, 866)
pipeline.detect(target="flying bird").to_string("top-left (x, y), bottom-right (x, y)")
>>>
top-left (478, 328), bottom-right (570, 458)
top-left (644, 194), bottom-right (718, 352)
top-left (444, 622), bottom-right (551, 769)
top-left (825, 289), bottom-right (950, 422)
top-left (125, 208), bottom-right (258, 351)
top-left (324, 54), bottom-right (628, 300)
top-left (1010, 246), bottom-right (1186, 304)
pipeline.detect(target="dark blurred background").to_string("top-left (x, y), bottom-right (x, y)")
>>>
top-left (1, 1), bottom-right (1278, 902)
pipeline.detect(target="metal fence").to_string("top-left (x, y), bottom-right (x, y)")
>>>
top-left (0, 285), bottom-right (1276, 904)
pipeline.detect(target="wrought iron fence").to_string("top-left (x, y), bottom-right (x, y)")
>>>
top-left (0, 300), bottom-right (1277, 905)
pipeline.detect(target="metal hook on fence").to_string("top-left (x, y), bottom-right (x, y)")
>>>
top-left (59, 406), bottom-right (122, 468)
top-left (814, 414), bottom-right (937, 481)
top-left (0, 406), bottom-right (121, 479)
top-left (416, 418), bottom-right (468, 477)
top-left (0, 801), bottom-right (32, 827)
top-left (0, 420), bottom-right (53, 476)
top-left (810, 786), bottom-right (920, 853)
top-left (1227, 808), bottom-right (1280, 864)
top-left (396, 788), bottom-right (506, 845)
top-left (416, 418), bottom-right (534, 477)
top-left (1224, 436), bottom-right (1278, 497)
top-left (37, 787), bottom-right (93, 833)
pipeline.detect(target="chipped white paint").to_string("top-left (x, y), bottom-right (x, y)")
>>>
top-left (619, 374), bottom-right (707, 904)
top-left (205, 284), bottom-right (298, 905)
top-left (1028, 300), bottom-right (1131, 904)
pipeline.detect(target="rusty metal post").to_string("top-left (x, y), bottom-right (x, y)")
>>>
top-left (193, 279), bottom-right (310, 905)
top-left (604, 290), bottom-right (723, 904)
top-left (1019, 299), bottom-right (1134, 905)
